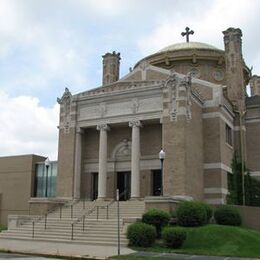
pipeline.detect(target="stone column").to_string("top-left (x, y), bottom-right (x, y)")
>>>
top-left (97, 124), bottom-right (110, 199)
top-left (73, 128), bottom-right (83, 199)
top-left (129, 120), bottom-right (142, 199)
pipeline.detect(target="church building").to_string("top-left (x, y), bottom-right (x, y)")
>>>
top-left (1, 27), bottom-right (260, 226)
top-left (56, 27), bottom-right (260, 204)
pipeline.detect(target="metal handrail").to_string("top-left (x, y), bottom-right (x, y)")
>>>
top-left (71, 200), bottom-right (98, 240)
top-left (70, 189), bottom-right (128, 240)
top-left (31, 200), bottom-right (69, 238)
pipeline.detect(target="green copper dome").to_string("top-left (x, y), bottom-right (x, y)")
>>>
top-left (157, 41), bottom-right (223, 53)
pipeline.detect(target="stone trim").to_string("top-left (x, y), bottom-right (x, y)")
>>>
top-left (234, 126), bottom-right (246, 131)
top-left (251, 171), bottom-right (260, 177)
top-left (246, 117), bottom-right (260, 124)
top-left (204, 198), bottom-right (225, 204)
top-left (204, 188), bottom-right (229, 195)
top-left (202, 112), bottom-right (233, 129)
top-left (84, 158), bottom-right (160, 173)
top-left (204, 163), bottom-right (232, 173)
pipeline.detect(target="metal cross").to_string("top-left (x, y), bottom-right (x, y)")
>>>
top-left (181, 27), bottom-right (194, 42)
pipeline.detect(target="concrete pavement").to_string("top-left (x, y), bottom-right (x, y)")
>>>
top-left (0, 238), bottom-right (134, 259)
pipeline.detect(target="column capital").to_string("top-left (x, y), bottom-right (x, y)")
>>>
top-left (76, 127), bottom-right (84, 135)
top-left (97, 123), bottom-right (110, 131)
top-left (129, 120), bottom-right (142, 128)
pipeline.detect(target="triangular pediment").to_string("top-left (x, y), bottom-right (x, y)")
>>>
top-left (120, 61), bottom-right (170, 81)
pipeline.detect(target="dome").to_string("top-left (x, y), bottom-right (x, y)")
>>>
top-left (157, 42), bottom-right (223, 53)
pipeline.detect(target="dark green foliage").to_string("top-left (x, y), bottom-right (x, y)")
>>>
top-left (142, 208), bottom-right (170, 238)
top-left (199, 202), bottom-right (213, 223)
top-left (176, 201), bottom-right (207, 227)
top-left (214, 205), bottom-right (242, 226)
top-left (162, 227), bottom-right (187, 248)
top-left (227, 154), bottom-right (260, 206)
top-left (127, 222), bottom-right (156, 247)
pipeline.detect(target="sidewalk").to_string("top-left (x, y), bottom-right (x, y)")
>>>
top-left (0, 238), bottom-right (134, 259)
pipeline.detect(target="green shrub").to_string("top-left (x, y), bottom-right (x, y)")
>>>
top-left (176, 201), bottom-right (207, 227)
top-left (214, 205), bottom-right (242, 226)
top-left (127, 222), bottom-right (156, 247)
top-left (198, 202), bottom-right (213, 223)
top-left (142, 208), bottom-right (170, 238)
top-left (162, 227), bottom-right (187, 248)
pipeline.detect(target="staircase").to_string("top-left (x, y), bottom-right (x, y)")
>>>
top-left (0, 200), bottom-right (145, 246)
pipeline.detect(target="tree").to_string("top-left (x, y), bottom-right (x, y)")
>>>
top-left (227, 154), bottom-right (260, 206)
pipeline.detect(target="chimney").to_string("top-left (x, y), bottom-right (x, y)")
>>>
top-left (250, 75), bottom-right (260, 96)
top-left (223, 27), bottom-right (245, 110)
top-left (102, 51), bottom-right (121, 86)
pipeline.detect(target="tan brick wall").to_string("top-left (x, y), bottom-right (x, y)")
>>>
top-left (162, 100), bottom-right (204, 200)
top-left (220, 119), bottom-right (233, 168)
top-left (57, 129), bottom-right (76, 198)
top-left (0, 154), bottom-right (45, 226)
top-left (246, 122), bottom-right (260, 172)
top-left (203, 117), bottom-right (221, 163)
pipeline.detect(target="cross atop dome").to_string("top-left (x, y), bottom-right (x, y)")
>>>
top-left (181, 27), bottom-right (194, 42)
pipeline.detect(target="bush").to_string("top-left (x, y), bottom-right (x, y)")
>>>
top-left (162, 227), bottom-right (187, 248)
top-left (198, 202), bottom-right (213, 223)
top-left (176, 201), bottom-right (207, 227)
top-left (142, 209), bottom-right (170, 238)
top-left (127, 222), bottom-right (156, 247)
top-left (214, 205), bottom-right (242, 226)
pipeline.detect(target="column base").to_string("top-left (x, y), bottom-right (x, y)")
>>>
top-left (96, 197), bottom-right (112, 201)
top-left (130, 197), bottom-right (142, 201)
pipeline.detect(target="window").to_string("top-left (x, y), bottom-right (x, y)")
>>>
top-left (225, 124), bottom-right (232, 146)
top-left (34, 161), bottom-right (57, 197)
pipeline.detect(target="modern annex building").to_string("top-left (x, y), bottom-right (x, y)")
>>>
top-left (0, 27), bottom-right (260, 226)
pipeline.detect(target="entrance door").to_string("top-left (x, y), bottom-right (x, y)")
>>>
top-left (91, 172), bottom-right (98, 200)
top-left (152, 170), bottom-right (162, 196)
top-left (117, 172), bottom-right (130, 200)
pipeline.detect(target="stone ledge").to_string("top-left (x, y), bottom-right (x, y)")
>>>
top-left (144, 195), bottom-right (193, 212)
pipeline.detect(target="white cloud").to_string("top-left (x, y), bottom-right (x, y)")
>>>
top-left (0, 91), bottom-right (59, 160)
top-left (137, 0), bottom-right (260, 74)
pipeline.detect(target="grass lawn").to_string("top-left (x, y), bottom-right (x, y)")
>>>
top-left (128, 224), bottom-right (260, 258)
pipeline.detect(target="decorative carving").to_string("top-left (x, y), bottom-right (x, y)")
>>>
top-left (139, 60), bottom-right (149, 71)
top-left (57, 87), bottom-right (73, 134)
top-left (112, 139), bottom-right (131, 159)
top-left (99, 102), bottom-right (107, 118)
top-left (164, 73), bottom-right (192, 121)
top-left (129, 120), bottom-right (142, 128)
top-left (213, 69), bottom-right (225, 81)
top-left (189, 67), bottom-right (200, 78)
top-left (97, 123), bottom-right (110, 131)
top-left (131, 98), bottom-right (139, 114)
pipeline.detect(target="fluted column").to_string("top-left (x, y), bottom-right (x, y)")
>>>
top-left (73, 128), bottom-right (83, 199)
top-left (129, 120), bottom-right (142, 199)
top-left (97, 124), bottom-right (110, 199)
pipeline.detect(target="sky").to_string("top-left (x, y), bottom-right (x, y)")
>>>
top-left (0, 0), bottom-right (260, 160)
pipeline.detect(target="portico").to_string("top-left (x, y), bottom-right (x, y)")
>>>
top-left (73, 120), bottom-right (162, 201)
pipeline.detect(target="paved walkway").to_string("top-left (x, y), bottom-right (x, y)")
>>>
top-left (0, 238), bottom-right (134, 259)
top-left (0, 239), bottom-right (259, 260)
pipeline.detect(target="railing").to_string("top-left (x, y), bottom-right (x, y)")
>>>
top-left (71, 200), bottom-right (98, 240)
top-left (70, 190), bottom-right (128, 240)
top-left (31, 200), bottom-right (70, 238)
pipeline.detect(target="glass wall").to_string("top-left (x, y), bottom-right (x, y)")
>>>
top-left (34, 161), bottom-right (57, 198)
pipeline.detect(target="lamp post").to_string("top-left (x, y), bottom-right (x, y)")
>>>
top-left (159, 149), bottom-right (166, 196)
top-left (44, 157), bottom-right (50, 198)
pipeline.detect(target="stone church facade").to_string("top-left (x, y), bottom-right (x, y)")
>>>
top-left (1, 27), bottom-right (260, 226)
top-left (55, 27), bottom-right (260, 205)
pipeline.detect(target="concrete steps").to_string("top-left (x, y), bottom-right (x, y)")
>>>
top-left (0, 200), bottom-right (145, 246)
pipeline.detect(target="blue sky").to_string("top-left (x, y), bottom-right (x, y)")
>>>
top-left (0, 0), bottom-right (260, 159)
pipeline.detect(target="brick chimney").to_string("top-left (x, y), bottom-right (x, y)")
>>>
top-left (102, 51), bottom-right (121, 86)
